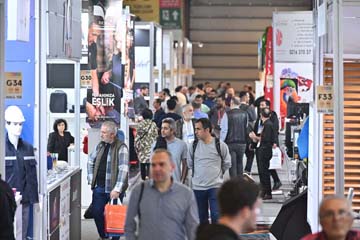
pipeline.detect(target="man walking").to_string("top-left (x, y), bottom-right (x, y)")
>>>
top-left (125, 149), bottom-right (199, 240)
top-left (87, 121), bottom-right (129, 240)
top-left (134, 85), bottom-right (149, 115)
top-left (156, 118), bottom-right (188, 183)
top-left (249, 108), bottom-right (276, 199)
top-left (220, 97), bottom-right (248, 177)
top-left (188, 118), bottom-right (231, 224)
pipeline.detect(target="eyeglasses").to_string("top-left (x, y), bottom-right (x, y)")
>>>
top-left (320, 209), bottom-right (352, 220)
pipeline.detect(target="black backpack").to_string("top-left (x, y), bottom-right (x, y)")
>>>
top-left (191, 137), bottom-right (224, 177)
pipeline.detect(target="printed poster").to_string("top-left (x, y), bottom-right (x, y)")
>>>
top-left (274, 63), bottom-right (314, 118)
top-left (87, 1), bottom-right (135, 128)
top-left (273, 11), bottom-right (314, 62)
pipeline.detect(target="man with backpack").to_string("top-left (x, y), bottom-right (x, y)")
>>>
top-left (188, 118), bottom-right (231, 224)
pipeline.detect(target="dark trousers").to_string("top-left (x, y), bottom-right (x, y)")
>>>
top-left (228, 143), bottom-right (246, 177)
top-left (270, 169), bottom-right (280, 183)
top-left (140, 163), bottom-right (150, 180)
top-left (256, 147), bottom-right (272, 195)
top-left (92, 186), bottom-right (124, 239)
top-left (244, 143), bottom-right (255, 173)
top-left (194, 188), bottom-right (219, 224)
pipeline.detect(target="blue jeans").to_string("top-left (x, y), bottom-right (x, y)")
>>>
top-left (228, 143), bottom-right (246, 177)
top-left (92, 186), bottom-right (125, 239)
top-left (194, 188), bottom-right (219, 224)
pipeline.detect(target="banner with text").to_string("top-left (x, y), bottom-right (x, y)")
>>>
top-left (273, 11), bottom-right (314, 63)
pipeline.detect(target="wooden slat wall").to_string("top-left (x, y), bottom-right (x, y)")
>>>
top-left (323, 60), bottom-right (360, 209)
top-left (189, 0), bottom-right (313, 90)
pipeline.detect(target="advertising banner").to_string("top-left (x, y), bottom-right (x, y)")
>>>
top-left (123, 0), bottom-right (159, 22)
top-left (87, 1), bottom-right (135, 128)
top-left (264, 27), bottom-right (274, 109)
top-left (273, 11), bottom-right (314, 62)
top-left (274, 63), bottom-right (314, 118)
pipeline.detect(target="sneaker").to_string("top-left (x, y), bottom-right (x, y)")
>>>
top-left (273, 181), bottom-right (282, 191)
top-left (243, 172), bottom-right (255, 183)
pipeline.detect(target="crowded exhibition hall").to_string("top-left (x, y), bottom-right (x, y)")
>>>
top-left (1, 0), bottom-right (360, 239)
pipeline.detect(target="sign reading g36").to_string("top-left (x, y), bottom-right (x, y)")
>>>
top-left (5, 72), bottom-right (23, 99)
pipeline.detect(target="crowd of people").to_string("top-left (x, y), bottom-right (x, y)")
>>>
top-left (2, 83), bottom-right (359, 240)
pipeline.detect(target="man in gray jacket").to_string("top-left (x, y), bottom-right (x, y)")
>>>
top-left (125, 149), bottom-right (199, 240)
top-left (188, 118), bottom-right (231, 224)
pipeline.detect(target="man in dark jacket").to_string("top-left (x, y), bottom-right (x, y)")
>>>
top-left (196, 177), bottom-right (261, 240)
top-left (0, 174), bottom-right (16, 240)
top-left (247, 99), bottom-right (282, 191)
top-left (220, 97), bottom-right (248, 177)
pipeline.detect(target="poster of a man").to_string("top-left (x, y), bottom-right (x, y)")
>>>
top-left (86, 1), bottom-right (135, 128)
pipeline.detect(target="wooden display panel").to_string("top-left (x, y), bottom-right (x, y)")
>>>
top-left (322, 59), bottom-right (360, 210)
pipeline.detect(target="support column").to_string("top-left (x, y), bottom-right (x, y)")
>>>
top-left (333, 0), bottom-right (345, 196)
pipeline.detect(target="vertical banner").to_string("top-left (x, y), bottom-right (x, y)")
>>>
top-left (264, 27), bottom-right (274, 109)
top-left (273, 11), bottom-right (314, 125)
top-left (87, 1), bottom-right (123, 128)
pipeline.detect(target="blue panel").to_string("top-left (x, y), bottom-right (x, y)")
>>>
top-left (5, 0), bottom-right (35, 145)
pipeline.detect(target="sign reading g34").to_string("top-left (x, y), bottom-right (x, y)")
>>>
top-left (5, 72), bottom-right (23, 99)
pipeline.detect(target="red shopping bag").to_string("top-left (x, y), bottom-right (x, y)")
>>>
top-left (104, 199), bottom-right (127, 236)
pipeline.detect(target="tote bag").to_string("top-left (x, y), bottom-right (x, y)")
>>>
top-left (269, 147), bottom-right (282, 170)
top-left (104, 199), bottom-right (127, 236)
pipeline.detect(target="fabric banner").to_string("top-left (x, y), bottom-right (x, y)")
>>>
top-left (264, 27), bottom-right (274, 109)
top-left (87, 1), bottom-right (135, 128)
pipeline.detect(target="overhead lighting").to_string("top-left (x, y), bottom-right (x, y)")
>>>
top-left (192, 41), bottom-right (204, 48)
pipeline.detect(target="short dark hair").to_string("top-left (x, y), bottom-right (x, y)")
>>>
top-left (53, 119), bottom-right (68, 132)
top-left (239, 91), bottom-right (248, 99)
top-left (195, 118), bottom-right (212, 133)
top-left (191, 101), bottom-right (201, 109)
top-left (261, 108), bottom-right (271, 118)
top-left (140, 84), bottom-right (148, 90)
top-left (154, 98), bottom-right (163, 105)
top-left (167, 99), bottom-right (177, 110)
top-left (141, 108), bottom-right (153, 120)
top-left (260, 99), bottom-right (271, 107)
top-left (195, 94), bottom-right (203, 100)
top-left (218, 177), bottom-right (260, 217)
top-left (175, 85), bottom-right (183, 92)
top-left (188, 86), bottom-right (196, 91)
top-left (162, 88), bottom-right (171, 97)
top-left (170, 95), bottom-right (178, 102)
top-left (210, 89), bottom-right (217, 94)
top-left (196, 83), bottom-right (204, 90)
